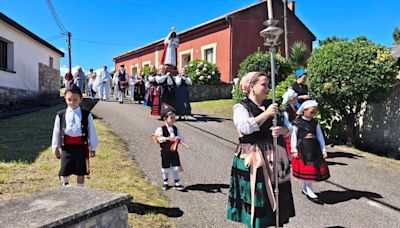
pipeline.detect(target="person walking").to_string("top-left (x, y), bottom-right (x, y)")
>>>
top-left (98, 66), bottom-right (111, 101)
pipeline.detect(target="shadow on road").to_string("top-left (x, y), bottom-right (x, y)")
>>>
top-left (128, 202), bottom-right (184, 218)
top-left (318, 189), bottom-right (382, 204)
top-left (327, 151), bottom-right (364, 159)
top-left (325, 180), bottom-right (400, 213)
top-left (326, 161), bottom-right (348, 166)
top-left (192, 114), bottom-right (232, 122)
top-left (183, 184), bottom-right (229, 193)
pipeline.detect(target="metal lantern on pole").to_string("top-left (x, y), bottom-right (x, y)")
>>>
top-left (259, 0), bottom-right (283, 227)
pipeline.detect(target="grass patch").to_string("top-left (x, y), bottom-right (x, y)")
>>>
top-left (0, 103), bottom-right (175, 227)
top-left (191, 99), bottom-right (236, 119)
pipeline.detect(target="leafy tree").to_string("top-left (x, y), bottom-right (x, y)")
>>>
top-left (393, 27), bottom-right (400, 45)
top-left (307, 38), bottom-right (398, 145)
top-left (318, 36), bottom-right (347, 46)
top-left (233, 50), bottom-right (292, 102)
top-left (290, 42), bottom-right (308, 69)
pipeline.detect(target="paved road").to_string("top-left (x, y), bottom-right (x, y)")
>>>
top-left (92, 99), bottom-right (400, 228)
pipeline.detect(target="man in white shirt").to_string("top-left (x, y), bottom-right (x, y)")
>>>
top-left (98, 65), bottom-right (111, 101)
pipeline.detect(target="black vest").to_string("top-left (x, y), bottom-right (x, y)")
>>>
top-left (296, 118), bottom-right (318, 141)
top-left (118, 71), bottom-right (126, 81)
top-left (291, 82), bottom-right (308, 103)
top-left (160, 125), bottom-right (178, 152)
top-left (57, 108), bottom-right (90, 147)
top-left (238, 98), bottom-right (285, 148)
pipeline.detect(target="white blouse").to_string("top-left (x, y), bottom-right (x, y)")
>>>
top-left (233, 103), bottom-right (260, 136)
top-left (51, 107), bottom-right (99, 152)
top-left (154, 124), bottom-right (185, 143)
top-left (174, 76), bottom-right (192, 86)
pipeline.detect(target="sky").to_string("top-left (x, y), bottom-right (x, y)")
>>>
top-left (1, 0), bottom-right (399, 75)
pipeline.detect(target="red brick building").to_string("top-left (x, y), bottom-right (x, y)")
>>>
top-left (113, 0), bottom-right (315, 83)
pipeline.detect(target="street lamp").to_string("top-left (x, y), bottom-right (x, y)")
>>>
top-left (260, 1), bottom-right (283, 227)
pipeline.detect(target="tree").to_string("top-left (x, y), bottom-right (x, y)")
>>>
top-left (233, 50), bottom-right (292, 102)
top-left (393, 27), bottom-right (400, 45)
top-left (318, 36), bottom-right (347, 46)
top-left (307, 38), bottom-right (398, 145)
top-left (290, 41), bottom-right (308, 69)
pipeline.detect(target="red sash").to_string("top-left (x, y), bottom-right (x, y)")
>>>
top-left (64, 135), bottom-right (89, 159)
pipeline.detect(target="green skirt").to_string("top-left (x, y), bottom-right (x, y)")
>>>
top-left (227, 156), bottom-right (295, 227)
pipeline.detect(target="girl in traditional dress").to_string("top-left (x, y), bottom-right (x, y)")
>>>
top-left (156, 66), bottom-right (176, 116)
top-left (282, 89), bottom-right (298, 155)
top-left (291, 100), bottom-right (330, 204)
top-left (174, 68), bottom-right (192, 120)
top-left (51, 85), bottom-right (98, 187)
top-left (227, 72), bottom-right (295, 227)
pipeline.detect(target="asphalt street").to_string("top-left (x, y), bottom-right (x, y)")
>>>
top-left (92, 99), bottom-right (400, 228)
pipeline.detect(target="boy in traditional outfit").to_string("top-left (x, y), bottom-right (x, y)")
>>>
top-left (291, 100), bottom-right (330, 204)
top-left (51, 85), bottom-right (98, 187)
top-left (154, 106), bottom-right (185, 190)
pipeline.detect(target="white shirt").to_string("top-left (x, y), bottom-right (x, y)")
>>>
top-left (233, 103), bottom-right (260, 136)
top-left (290, 116), bottom-right (326, 153)
top-left (156, 75), bottom-right (174, 85)
top-left (283, 111), bottom-right (294, 134)
top-left (51, 107), bottom-right (99, 152)
top-left (99, 70), bottom-right (110, 83)
top-left (164, 37), bottom-right (179, 66)
top-left (154, 124), bottom-right (184, 143)
top-left (174, 75), bottom-right (192, 86)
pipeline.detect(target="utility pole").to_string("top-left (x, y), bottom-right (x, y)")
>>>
top-left (67, 32), bottom-right (72, 73)
top-left (283, 0), bottom-right (289, 58)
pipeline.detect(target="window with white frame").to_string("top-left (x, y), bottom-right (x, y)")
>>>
top-left (179, 49), bottom-right (193, 69)
top-left (201, 43), bottom-right (217, 64)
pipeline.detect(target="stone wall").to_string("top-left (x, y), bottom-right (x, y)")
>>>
top-left (38, 62), bottom-right (60, 95)
top-left (188, 84), bottom-right (232, 102)
top-left (359, 84), bottom-right (400, 159)
top-left (0, 63), bottom-right (60, 111)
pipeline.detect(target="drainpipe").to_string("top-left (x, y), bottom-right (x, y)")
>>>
top-left (225, 15), bottom-right (233, 82)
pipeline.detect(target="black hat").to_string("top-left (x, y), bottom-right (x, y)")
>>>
top-left (120, 64), bottom-right (125, 68)
top-left (161, 105), bottom-right (176, 119)
top-left (65, 84), bottom-right (82, 97)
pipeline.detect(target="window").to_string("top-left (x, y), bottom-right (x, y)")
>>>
top-left (179, 49), bottom-right (193, 69)
top-left (205, 48), bottom-right (213, 63)
top-left (49, 56), bottom-right (54, 69)
top-left (0, 40), bottom-right (7, 69)
top-left (131, 66), bottom-right (138, 76)
top-left (201, 43), bottom-right (217, 64)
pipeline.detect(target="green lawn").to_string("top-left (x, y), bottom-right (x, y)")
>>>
top-left (0, 102), bottom-right (175, 227)
top-left (191, 99), bottom-right (236, 119)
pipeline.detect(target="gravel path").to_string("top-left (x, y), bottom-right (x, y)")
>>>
top-left (92, 100), bottom-right (400, 228)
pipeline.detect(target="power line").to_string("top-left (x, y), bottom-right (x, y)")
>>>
top-left (45, 34), bottom-right (65, 41)
top-left (46, 0), bottom-right (67, 33)
top-left (72, 38), bottom-right (136, 47)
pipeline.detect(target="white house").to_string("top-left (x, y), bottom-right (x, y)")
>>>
top-left (0, 12), bottom-right (64, 108)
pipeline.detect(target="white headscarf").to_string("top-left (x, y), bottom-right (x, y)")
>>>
top-left (282, 89), bottom-right (298, 104)
top-left (296, 100), bottom-right (318, 115)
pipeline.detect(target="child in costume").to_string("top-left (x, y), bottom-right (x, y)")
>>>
top-left (282, 89), bottom-right (298, 155)
top-left (51, 85), bottom-right (98, 187)
top-left (154, 106), bottom-right (185, 190)
top-left (291, 100), bottom-right (330, 204)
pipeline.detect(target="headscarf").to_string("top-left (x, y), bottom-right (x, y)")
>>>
top-left (240, 72), bottom-right (264, 94)
top-left (282, 88), bottom-right (298, 104)
top-left (294, 68), bottom-right (306, 79)
top-left (296, 100), bottom-right (318, 115)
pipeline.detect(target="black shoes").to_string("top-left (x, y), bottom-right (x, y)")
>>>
top-left (302, 190), bottom-right (324, 205)
top-left (162, 184), bottom-right (169, 190)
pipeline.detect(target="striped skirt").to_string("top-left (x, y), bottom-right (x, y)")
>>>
top-left (227, 155), bottom-right (295, 227)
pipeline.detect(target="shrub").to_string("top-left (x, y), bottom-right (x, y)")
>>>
top-left (307, 37), bottom-right (398, 145)
top-left (185, 60), bottom-right (220, 85)
top-left (233, 50), bottom-right (292, 102)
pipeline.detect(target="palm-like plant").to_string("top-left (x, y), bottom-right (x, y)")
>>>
top-left (393, 27), bottom-right (400, 45)
top-left (290, 41), bottom-right (308, 69)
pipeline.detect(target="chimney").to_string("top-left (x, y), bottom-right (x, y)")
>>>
top-left (288, 1), bottom-right (295, 14)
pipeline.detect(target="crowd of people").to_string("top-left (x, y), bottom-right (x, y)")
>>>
top-left (54, 26), bottom-right (333, 227)
top-left (63, 63), bottom-right (193, 119)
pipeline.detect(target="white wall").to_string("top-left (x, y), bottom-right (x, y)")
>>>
top-left (0, 20), bottom-right (62, 91)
